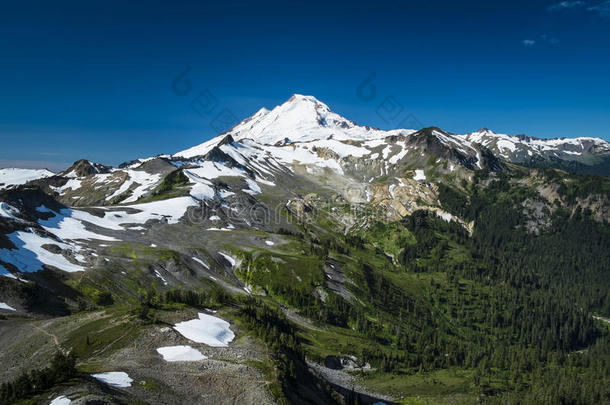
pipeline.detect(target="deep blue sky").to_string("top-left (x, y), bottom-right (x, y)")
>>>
top-left (1, 0), bottom-right (609, 170)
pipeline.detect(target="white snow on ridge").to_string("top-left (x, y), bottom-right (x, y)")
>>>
top-left (91, 372), bottom-right (133, 388)
top-left (218, 252), bottom-right (236, 267)
top-left (496, 139), bottom-right (516, 153)
top-left (49, 395), bottom-right (71, 405)
top-left (243, 178), bottom-right (262, 195)
top-left (307, 139), bottom-right (371, 158)
top-left (261, 143), bottom-right (345, 174)
top-left (39, 209), bottom-right (119, 242)
top-left (0, 202), bottom-right (21, 221)
top-left (156, 345), bottom-right (206, 362)
top-left (462, 129), bottom-right (610, 157)
top-left (192, 257), bottom-right (210, 269)
top-left (124, 172), bottom-right (161, 198)
top-left (104, 197), bottom-right (198, 225)
top-left (174, 95), bottom-right (416, 158)
top-left (183, 170), bottom-right (215, 200)
top-left (187, 162), bottom-right (246, 180)
top-left (0, 197), bottom-right (198, 275)
top-left (0, 168), bottom-right (54, 189)
top-left (0, 302), bottom-right (16, 311)
top-left (103, 170), bottom-right (162, 203)
top-left (51, 178), bottom-right (82, 194)
top-left (174, 312), bottom-right (235, 347)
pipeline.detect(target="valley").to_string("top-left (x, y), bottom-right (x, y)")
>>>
top-left (1, 95), bottom-right (610, 404)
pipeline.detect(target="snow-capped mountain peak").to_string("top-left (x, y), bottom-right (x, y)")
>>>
top-left (228, 93), bottom-right (357, 145)
top-left (175, 94), bottom-right (414, 159)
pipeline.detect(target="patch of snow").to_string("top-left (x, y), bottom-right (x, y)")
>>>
top-left (91, 372), bottom-right (133, 388)
top-left (173, 313), bottom-right (235, 347)
top-left (192, 257), bottom-right (210, 269)
top-left (218, 252), bottom-right (236, 267)
top-left (0, 202), bottom-right (21, 221)
top-left (39, 209), bottom-right (119, 242)
top-left (0, 230), bottom-right (85, 273)
top-left (108, 197), bottom-right (198, 225)
top-left (381, 145), bottom-right (392, 159)
top-left (243, 178), bottom-right (262, 195)
top-left (121, 171), bottom-right (162, 203)
top-left (156, 345), bottom-right (206, 362)
top-left (154, 270), bottom-right (168, 285)
top-left (265, 240), bottom-right (275, 246)
top-left (53, 178), bottom-right (82, 194)
top-left (0, 302), bottom-right (16, 311)
top-left (183, 170), bottom-right (215, 200)
top-left (262, 143), bottom-right (345, 175)
top-left (413, 170), bottom-right (426, 181)
top-left (435, 211), bottom-right (454, 222)
top-left (49, 395), bottom-right (71, 405)
top-left (497, 139), bottom-right (516, 153)
top-left (388, 148), bottom-right (408, 164)
top-left (187, 163), bottom-right (246, 180)
top-left (309, 139), bottom-right (371, 158)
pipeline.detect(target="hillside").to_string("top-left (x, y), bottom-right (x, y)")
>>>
top-left (1, 95), bottom-right (610, 405)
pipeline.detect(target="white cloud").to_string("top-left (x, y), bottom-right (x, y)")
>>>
top-left (522, 39), bottom-right (536, 47)
top-left (547, 1), bottom-right (585, 11)
top-left (588, 0), bottom-right (610, 17)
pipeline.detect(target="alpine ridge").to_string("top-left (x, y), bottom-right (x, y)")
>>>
top-left (1, 94), bottom-right (610, 405)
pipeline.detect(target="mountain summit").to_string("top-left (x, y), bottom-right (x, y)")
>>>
top-left (176, 95), bottom-right (610, 172)
top-left (175, 94), bottom-right (414, 158)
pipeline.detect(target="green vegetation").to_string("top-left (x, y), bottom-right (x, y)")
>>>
top-left (0, 352), bottom-right (77, 404)
top-left (233, 169), bottom-right (610, 404)
top-left (4, 165), bottom-right (610, 404)
top-left (138, 169), bottom-right (190, 202)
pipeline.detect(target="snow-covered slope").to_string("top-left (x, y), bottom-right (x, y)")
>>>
top-left (463, 128), bottom-right (610, 164)
top-left (175, 94), bottom-right (415, 158)
top-left (175, 94), bottom-right (609, 178)
top-left (0, 168), bottom-right (54, 189)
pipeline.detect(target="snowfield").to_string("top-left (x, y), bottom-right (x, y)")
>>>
top-left (174, 313), bottom-right (235, 347)
top-left (91, 371), bottom-right (133, 387)
top-left (0, 168), bottom-right (54, 189)
top-left (0, 230), bottom-right (85, 273)
top-left (156, 345), bottom-right (207, 361)
top-left (413, 170), bottom-right (426, 181)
